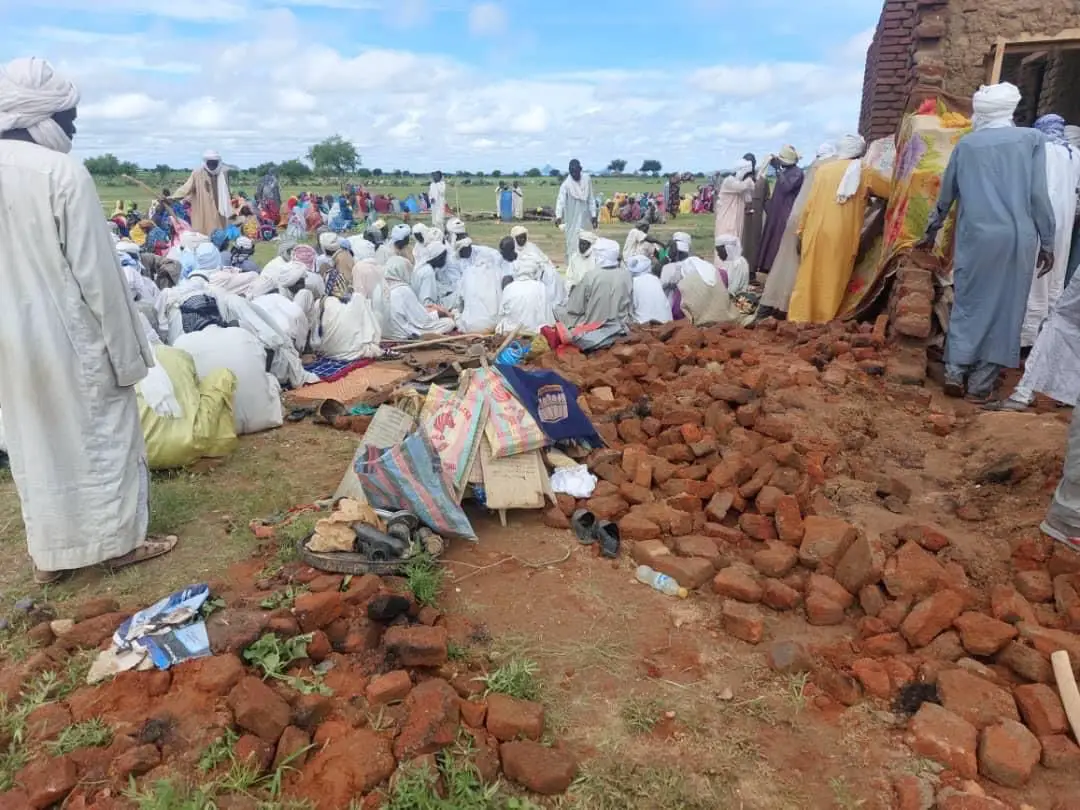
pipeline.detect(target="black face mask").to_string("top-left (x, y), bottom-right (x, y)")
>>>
top-left (459, 247), bottom-right (473, 259)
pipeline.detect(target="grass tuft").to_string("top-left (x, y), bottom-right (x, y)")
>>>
top-left (198, 728), bottom-right (239, 774)
top-left (404, 555), bottom-right (444, 607)
top-left (482, 658), bottom-right (541, 702)
top-left (49, 717), bottom-right (113, 755)
top-left (620, 697), bottom-right (663, 735)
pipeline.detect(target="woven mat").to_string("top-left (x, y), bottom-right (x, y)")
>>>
top-left (290, 364), bottom-right (412, 403)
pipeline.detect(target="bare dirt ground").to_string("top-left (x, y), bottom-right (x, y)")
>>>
top-left (0, 318), bottom-right (1077, 809)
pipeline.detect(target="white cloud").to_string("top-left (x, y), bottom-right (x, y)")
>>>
top-left (468, 2), bottom-right (508, 36)
top-left (511, 105), bottom-right (549, 134)
top-left (81, 93), bottom-right (165, 120)
top-left (7, 13), bottom-right (873, 171)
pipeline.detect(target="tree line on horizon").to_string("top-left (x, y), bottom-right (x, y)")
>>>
top-left (84, 135), bottom-right (686, 185)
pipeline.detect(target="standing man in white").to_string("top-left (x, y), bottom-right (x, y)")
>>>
top-left (0, 57), bottom-right (175, 583)
top-left (429, 170), bottom-right (447, 230)
top-left (555, 159), bottom-right (598, 266)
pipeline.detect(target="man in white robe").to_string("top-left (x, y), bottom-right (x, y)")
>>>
top-left (449, 238), bottom-right (503, 333)
top-left (558, 238), bottom-right (633, 329)
top-left (713, 160), bottom-right (756, 242)
top-left (375, 223), bottom-right (412, 267)
top-left (628, 255), bottom-right (672, 324)
top-left (381, 257), bottom-right (456, 340)
top-left (566, 230), bottom-right (599, 289)
top-left (444, 216), bottom-right (468, 247)
top-left (1022, 114), bottom-right (1080, 347)
top-left (429, 171), bottom-right (446, 230)
top-left (412, 242), bottom-right (446, 306)
top-left (510, 225), bottom-right (565, 308)
top-left (0, 57), bottom-right (172, 582)
top-left (555, 159), bottom-right (598, 265)
top-left (495, 236), bottom-right (554, 334)
top-left (715, 234), bottom-right (750, 296)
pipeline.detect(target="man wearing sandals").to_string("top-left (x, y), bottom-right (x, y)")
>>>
top-left (917, 82), bottom-right (1055, 403)
top-left (0, 58), bottom-right (176, 584)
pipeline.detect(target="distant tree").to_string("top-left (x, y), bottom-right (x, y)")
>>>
top-left (253, 162), bottom-right (278, 176)
top-left (639, 159), bottom-right (662, 175)
top-left (356, 168), bottom-right (372, 178)
top-left (118, 161), bottom-right (140, 176)
top-left (391, 169), bottom-right (403, 177)
top-left (491, 170), bottom-right (502, 177)
top-left (547, 168), bottom-right (562, 177)
top-left (306, 134), bottom-right (360, 184)
top-left (84, 153), bottom-right (123, 176)
top-left (278, 159), bottom-right (313, 183)
top-left (525, 168), bottom-right (542, 178)
top-left (607, 159), bottom-right (627, 173)
top-left (153, 164), bottom-right (171, 181)
top-left (372, 168), bottom-right (383, 177)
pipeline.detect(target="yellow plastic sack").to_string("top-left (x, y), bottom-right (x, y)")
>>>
top-left (139, 345), bottom-right (239, 469)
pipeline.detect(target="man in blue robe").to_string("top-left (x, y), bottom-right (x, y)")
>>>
top-left (919, 82), bottom-right (1056, 401)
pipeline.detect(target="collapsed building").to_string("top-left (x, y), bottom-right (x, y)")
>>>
top-left (852, 1), bottom-right (1080, 387)
top-left (860, 0), bottom-right (1080, 141)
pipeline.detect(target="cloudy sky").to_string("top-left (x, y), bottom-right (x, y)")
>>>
top-left (0, 0), bottom-right (880, 173)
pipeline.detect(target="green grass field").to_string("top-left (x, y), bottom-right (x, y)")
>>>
top-left (96, 174), bottom-right (717, 266)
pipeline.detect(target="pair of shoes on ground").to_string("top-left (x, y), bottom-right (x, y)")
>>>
top-left (570, 510), bottom-right (620, 558)
top-left (33, 535), bottom-right (179, 585)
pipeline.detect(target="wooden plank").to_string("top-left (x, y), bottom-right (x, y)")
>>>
top-left (990, 36), bottom-right (1006, 84)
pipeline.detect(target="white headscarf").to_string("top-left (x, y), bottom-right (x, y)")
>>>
top-left (627, 255), bottom-right (652, 276)
top-left (390, 224), bottom-right (411, 244)
top-left (194, 241), bottom-right (223, 272)
top-left (835, 134), bottom-right (867, 203)
top-left (384, 256), bottom-right (412, 289)
top-left (510, 225), bottom-right (528, 239)
top-left (180, 231), bottom-right (208, 251)
top-left (426, 242), bottom-right (448, 264)
top-left (566, 231), bottom-right (599, 287)
top-left (116, 240), bottom-right (140, 258)
top-left (972, 82), bottom-right (1021, 131)
top-left (672, 231), bottom-right (692, 254)
top-left (593, 238), bottom-right (621, 269)
top-left (453, 237), bottom-right (474, 255)
top-left (0, 58), bottom-right (80, 153)
top-left (816, 142), bottom-right (838, 161)
top-left (445, 217), bottom-right (466, 237)
top-left (352, 239), bottom-right (376, 260)
top-left (714, 234), bottom-right (742, 261)
top-left (201, 149), bottom-right (232, 220)
top-left (732, 159), bottom-right (753, 180)
top-left (319, 231), bottom-right (341, 254)
top-left (1067, 126), bottom-right (1080, 150)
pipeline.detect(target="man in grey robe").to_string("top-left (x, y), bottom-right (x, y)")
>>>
top-left (555, 158), bottom-right (598, 266)
top-left (918, 82), bottom-right (1055, 401)
top-left (557, 238), bottom-right (632, 329)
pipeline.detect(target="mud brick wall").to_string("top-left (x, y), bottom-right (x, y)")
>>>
top-left (937, 0), bottom-right (1080, 100)
top-left (859, 0), bottom-right (919, 141)
top-left (861, 0), bottom-right (1080, 141)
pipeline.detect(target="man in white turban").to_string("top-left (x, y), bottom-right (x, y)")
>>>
top-left (628, 255), bottom-right (671, 324)
top-left (448, 238), bottom-right (504, 333)
top-left (558, 237), bottom-right (632, 329)
top-left (918, 82), bottom-right (1055, 402)
top-left (0, 57), bottom-right (173, 582)
top-left (376, 223), bottom-right (413, 267)
top-left (511, 225), bottom-right (565, 308)
top-left (661, 232), bottom-right (732, 325)
top-left (444, 216), bottom-right (468, 247)
top-left (713, 159), bottom-right (756, 243)
top-left (495, 236), bottom-right (554, 334)
top-left (555, 159), bottom-right (598, 266)
top-left (172, 149), bottom-right (232, 237)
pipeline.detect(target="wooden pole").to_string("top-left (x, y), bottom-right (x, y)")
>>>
top-left (989, 36), bottom-right (1007, 84)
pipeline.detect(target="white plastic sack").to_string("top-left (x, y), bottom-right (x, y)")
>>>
top-left (175, 325), bottom-right (284, 434)
top-left (550, 464), bottom-right (598, 499)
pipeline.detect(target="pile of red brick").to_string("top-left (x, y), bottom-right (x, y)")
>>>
top-left (539, 321), bottom-right (1080, 808)
top-left (0, 569), bottom-right (577, 810)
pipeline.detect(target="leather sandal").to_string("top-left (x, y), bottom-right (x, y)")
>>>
top-left (102, 535), bottom-right (178, 573)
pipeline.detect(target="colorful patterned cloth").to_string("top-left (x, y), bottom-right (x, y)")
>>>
top-left (837, 103), bottom-right (970, 320)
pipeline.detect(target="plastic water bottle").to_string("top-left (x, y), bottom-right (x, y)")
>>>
top-left (635, 565), bottom-right (688, 598)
